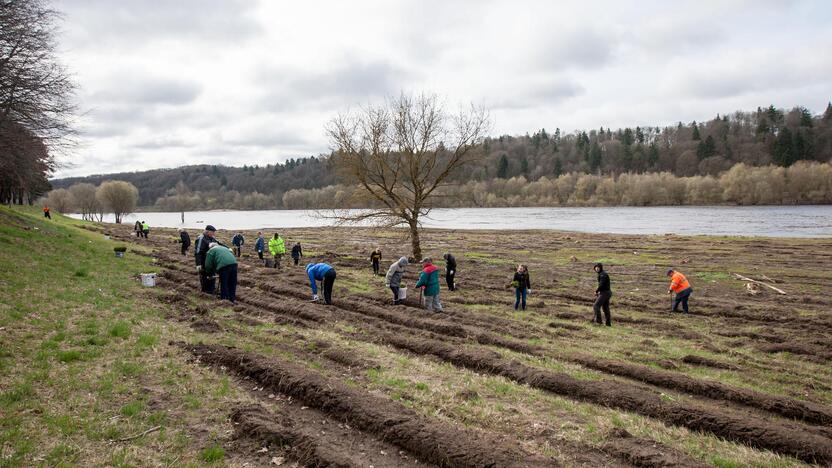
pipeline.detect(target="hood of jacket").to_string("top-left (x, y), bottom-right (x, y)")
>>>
top-left (422, 263), bottom-right (438, 274)
top-left (398, 257), bottom-right (409, 267)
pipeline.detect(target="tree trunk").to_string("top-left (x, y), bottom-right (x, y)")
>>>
top-left (409, 216), bottom-right (422, 261)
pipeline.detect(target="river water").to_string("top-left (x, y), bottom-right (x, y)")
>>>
top-left (73, 206), bottom-right (832, 238)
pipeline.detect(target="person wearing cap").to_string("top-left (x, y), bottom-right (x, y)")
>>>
top-left (667, 269), bottom-right (693, 313)
top-left (179, 228), bottom-right (191, 255)
top-left (195, 225), bottom-right (222, 294)
top-left (307, 262), bottom-right (336, 305)
top-left (204, 242), bottom-right (238, 303)
top-left (593, 263), bottom-right (612, 326)
top-left (414, 257), bottom-right (443, 312)
top-left (443, 252), bottom-right (457, 291)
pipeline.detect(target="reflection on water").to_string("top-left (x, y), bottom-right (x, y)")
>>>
top-left (71, 206), bottom-right (832, 238)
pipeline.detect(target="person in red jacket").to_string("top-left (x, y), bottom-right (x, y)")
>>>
top-left (667, 269), bottom-right (693, 313)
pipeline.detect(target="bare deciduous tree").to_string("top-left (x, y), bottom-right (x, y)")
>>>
top-left (326, 93), bottom-right (489, 259)
top-left (0, 0), bottom-right (76, 204)
top-left (68, 183), bottom-right (102, 221)
top-left (96, 181), bottom-right (138, 223)
top-left (44, 187), bottom-right (73, 213)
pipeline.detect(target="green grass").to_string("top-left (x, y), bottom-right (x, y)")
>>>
top-left (199, 444), bottom-right (225, 463)
top-left (0, 206), bottom-right (243, 466)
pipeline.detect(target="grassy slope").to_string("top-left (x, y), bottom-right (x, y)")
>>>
top-left (0, 207), bottom-right (245, 467)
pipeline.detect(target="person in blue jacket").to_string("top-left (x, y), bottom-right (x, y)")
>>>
top-left (307, 262), bottom-right (337, 305)
top-left (254, 232), bottom-right (265, 260)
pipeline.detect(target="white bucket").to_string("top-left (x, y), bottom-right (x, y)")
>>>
top-left (398, 287), bottom-right (407, 300)
top-left (140, 273), bottom-right (156, 287)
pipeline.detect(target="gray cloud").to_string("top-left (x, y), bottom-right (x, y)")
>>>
top-left (538, 28), bottom-right (616, 71)
top-left (256, 59), bottom-right (412, 112)
top-left (56, 0), bottom-right (262, 45)
top-left (92, 75), bottom-right (202, 105)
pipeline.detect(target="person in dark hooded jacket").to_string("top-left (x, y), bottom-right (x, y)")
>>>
top-left (385, 257), bottom-right (409, 305)
top-left (443, 252), bottom-right (456, 291)
top-left (511, 264), bottom-right (531, 310)
top-left (593, 263), bottom-right (612, 326)
top-left (179, 229), bottom-right (191, 255)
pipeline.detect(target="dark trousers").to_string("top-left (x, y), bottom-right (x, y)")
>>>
top-left (142, 230), bottom-right (149, 238)
top-left (293, 256), bottom-right (299, 265)
top-left (218, 264), bottom-right (238, 303)
top-left (673, 287), bottom-right (693, 313)
top-left (273, 254), bottom-right (283, 269)
top-left (514, 288), bottom-right (527, 310)
top-left (181, 244), bottom-right (189, 255)
top-left (199, 270), bottom-right (215, 294)
top-left (594, 291), bottom-right (612, 326)
top-left (257, 250), bottom-right (263, 260)
top-left (135, 230), bottom-right (141, 237)
top-left (323, 269), bottom-right (336, 305)
top-left (44, 211), bottom-right (51, 219)
top-left (233, 246), bottom-right (241, 257)
top-left (372, 259), bottom-right (380, 275)
top-left (390, 285), bottom-right (400, 304)
top-left (446, 271), bottom-right (455, 291)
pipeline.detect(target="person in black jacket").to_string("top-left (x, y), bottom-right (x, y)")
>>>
top-left (231, 232), bottom-right (245, 257)
top-left (443, 252), bottom-right (456, 291)
top-left (291, 242), bottom-right (303, 266)
top-left (194, 225), bottom-right (222, 294)
top-left (179, 229), bottom-right (191, 255)
top-left (593, 263), bottom-right (612, 326)
top-left (511, 264), bottom-right (531, 310)
top-left (370, 248), bottom-right (382, 275)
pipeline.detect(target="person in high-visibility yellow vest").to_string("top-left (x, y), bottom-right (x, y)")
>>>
top-left (268, 233), bottom-right (286, 269)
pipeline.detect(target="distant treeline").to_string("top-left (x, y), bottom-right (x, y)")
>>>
top-left (281, 162), bottom-right (832, 208)
top-left (50, 103), bottom-right (832, 209)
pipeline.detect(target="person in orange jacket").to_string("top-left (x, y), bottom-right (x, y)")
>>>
top-left (667, 269), bottom-right (693, 314)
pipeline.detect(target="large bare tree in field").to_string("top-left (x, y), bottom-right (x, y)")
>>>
top-left (327, 93), bottom-right (489, 259)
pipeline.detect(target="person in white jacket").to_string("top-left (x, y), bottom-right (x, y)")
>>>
top-left (385, 257), bottom-right (409, 305)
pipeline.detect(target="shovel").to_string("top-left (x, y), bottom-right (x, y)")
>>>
top-left (670, 292), bottom-right (676, 313)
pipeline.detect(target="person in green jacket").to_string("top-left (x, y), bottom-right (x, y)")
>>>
top-left (141, 221), bottom-right (150, 238)
top-left (414, 257), bottom-right (443, 312)
top-left (268, 233), bottom-right (286, 269)
top-left (204, 243), bottom-right (238, 302)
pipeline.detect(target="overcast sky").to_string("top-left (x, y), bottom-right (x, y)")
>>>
top-left (53, 0), bottom-right (832, 178)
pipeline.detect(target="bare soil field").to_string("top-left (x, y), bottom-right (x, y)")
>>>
top-left (105, 222), bottom-right (832, 466)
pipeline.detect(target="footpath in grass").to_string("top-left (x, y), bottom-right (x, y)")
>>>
top-left (0, 207), bottom-right (248, 467)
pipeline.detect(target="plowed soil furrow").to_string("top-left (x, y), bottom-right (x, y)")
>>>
top-left (568, 354), bottom-right (832, 426)
top-left (231, 405), bottom-right (429, 467)
top-left (601, 429), bottom-right (709, 468)
top-left (370, 331), bottom-right (832, 463)
top-left (184, 343), bottom-right (557, 467)
top-left (161, 260), bottom-right (832, 429)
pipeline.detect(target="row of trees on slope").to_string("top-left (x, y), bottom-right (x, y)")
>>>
top-left (45, 181), bottom-right (139, 223)
top-left (0, 0), bottom-right (75, 205)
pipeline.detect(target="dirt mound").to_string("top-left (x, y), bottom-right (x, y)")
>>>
top-left (680, 355), bottom-right (739, 370)
top-left (374, 333), bottom-right (832, 463)
top-left (602, 428), bottom-right (707, 467)
top-left (190, 318), bottom-right (221, 333)
top-left (571, 355), bottom-right (832, 426)
top-left (185, 343), bottom-right (554, 467)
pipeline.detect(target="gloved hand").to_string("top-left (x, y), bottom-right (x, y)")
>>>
top-left (527, 289), bottom-right (532, 295)
top-left (312, 294), bottom-right (319, 301)
top-left (449, 270), bottom-right (454, 275)
top-left (196, 265), bottom-right (202, 273)
top-left (385, 283), bottom-right (390, 288)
